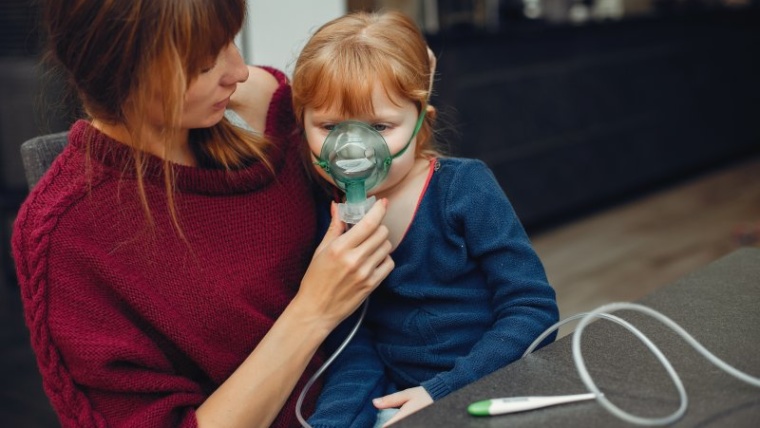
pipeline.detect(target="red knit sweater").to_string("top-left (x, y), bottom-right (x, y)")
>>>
top-left (12, 68), bottom-right (322, 427)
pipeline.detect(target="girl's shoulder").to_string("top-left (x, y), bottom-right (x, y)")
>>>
top-left (433, 156), bottom-right (492, 182)
top-left (436, 156), bottom-right (487, 168)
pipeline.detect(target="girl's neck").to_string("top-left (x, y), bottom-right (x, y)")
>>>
top-left (372, 157), bottom-right (433, 249)
top-left (90, 119), bottom-right (196, 166)
top-left (372, 157), bottom-right (430, 200)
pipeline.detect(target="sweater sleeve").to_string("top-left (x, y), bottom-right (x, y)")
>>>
top-left (14, 221), bottom-right (205, 427)
top-left (421, 160), bottom-right (559, 399)
top-left (307, 307), bottom-right (389, 428)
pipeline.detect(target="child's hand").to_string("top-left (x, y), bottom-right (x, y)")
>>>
top-left (373, 386), bottom-right (433, 427)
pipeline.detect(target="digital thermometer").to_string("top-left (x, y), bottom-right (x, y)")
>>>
top-left (468, 393), bottom-right (599, 416)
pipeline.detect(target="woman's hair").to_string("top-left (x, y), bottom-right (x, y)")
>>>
top-left (43, 0), bottom-right (271, 234)
top-left (292, 10), bottom-right (439, 159)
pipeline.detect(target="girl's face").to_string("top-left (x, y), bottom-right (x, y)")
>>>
top-left (303, 84), bottom-right (421, 196)
top-left (180, 42), bottom-right (249, 129)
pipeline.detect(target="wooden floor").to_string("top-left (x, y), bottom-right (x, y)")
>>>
top-left (1, 153), bottom-right (758, 425)
top-left (530, 154), bottom-right (760, 337)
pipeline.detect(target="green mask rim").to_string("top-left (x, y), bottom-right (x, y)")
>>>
top-left (313, 108), bottom-right (426, 173)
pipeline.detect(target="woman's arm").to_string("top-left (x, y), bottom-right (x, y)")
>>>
top-left (197, 201), bottom-right (394, 427)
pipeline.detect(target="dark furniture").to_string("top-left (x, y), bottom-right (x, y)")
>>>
top-left (19, 132), bottom-right (69, 190)
top-left (428, 10), bottom-right (760, 231)
top-left (394, 247), bottom-right (760, 427)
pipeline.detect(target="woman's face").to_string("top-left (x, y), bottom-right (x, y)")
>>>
top-left (181, 42), bottom-right (249, 129)
top-left (303, 83), bottom-right (420, 196)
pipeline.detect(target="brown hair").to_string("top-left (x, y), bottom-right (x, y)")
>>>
top-left (43, 0), bottom-right (271, 234)
top-left (292, 10), bottom-right (439, 159)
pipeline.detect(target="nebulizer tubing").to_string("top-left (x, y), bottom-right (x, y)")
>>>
top-left (519, 302), bottom-right (760, 425)
top-left (295, 298), bottom-right (370, 428)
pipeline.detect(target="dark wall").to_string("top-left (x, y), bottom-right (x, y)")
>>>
top-left (0, 1), bottom-right (73, 283)
top-left (429, 9), bottom-right (760, 232)
top-left (0, 0), bottom-right (42, 57)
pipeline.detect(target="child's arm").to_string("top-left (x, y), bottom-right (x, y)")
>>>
top-left (370, 159), bottom-right (558, 426)
top-left (423, 159), bottom-right (559, 400)
top-left (307, 309), bottom-right (390, 428)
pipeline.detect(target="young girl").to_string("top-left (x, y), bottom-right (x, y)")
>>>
top-left (12, 1), bottom-right (393, 427)
top-left (292, 11), bottom-right (560, 427)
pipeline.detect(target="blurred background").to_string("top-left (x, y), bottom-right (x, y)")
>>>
top-left (1, 0), bottom-right (759, 426)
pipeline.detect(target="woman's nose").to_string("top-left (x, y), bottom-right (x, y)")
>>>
top-left (221, 43), bottom-right (249, 86)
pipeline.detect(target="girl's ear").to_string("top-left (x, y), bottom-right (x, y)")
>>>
top-left (426, 46), bottom-right (437, 96)
top-left (425, 105), bottom-right (437, 122)
top-left (427, 47), bottom-right (437, 79)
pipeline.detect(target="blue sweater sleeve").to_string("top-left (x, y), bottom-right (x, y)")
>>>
top-left (307, 307), bottom-right (389, 428)
top-left (421, 160), bottom-right (559, 399)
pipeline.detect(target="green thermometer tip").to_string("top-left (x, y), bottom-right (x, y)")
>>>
top-left (467, 400), bottom-right (492, 417)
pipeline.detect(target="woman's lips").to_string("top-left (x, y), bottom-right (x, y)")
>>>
top-left (213, 97), bottom-right (230, 110)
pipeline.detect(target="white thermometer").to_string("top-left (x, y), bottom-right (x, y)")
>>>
top-left (468, 393), bottom-right (599, 416)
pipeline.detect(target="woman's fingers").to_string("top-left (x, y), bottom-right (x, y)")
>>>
top-left (336, 199), bottom-right (388, 248)
top-left (357, 242), bottom-right (394, 292)
top-left (344, 202), bottom-right (393, 289)
top-left (327, 199), bottom-right (391, 275)
top-left (316, 198), bottom-right (387, 259)
top-left (314, 202), bottom-right (345, 256)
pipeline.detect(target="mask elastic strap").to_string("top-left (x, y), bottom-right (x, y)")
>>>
top-left (383, 107), bottom-right (426, 168)
top-left (313, 154), bottom-right (331, 173)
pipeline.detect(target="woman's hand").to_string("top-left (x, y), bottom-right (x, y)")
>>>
top-left (373, 386), bottom-right (434, 427)
top-left (197, 200), bottom-right (392, 427)
top-left (294, 199), bottom-right (394, 332)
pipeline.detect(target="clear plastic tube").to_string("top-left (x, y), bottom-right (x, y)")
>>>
top-left (523, 302), bottom-right (760, 425)
top-left (295, 298), bottom-right (370, 428)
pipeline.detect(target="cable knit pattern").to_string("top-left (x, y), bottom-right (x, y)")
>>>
top-left (12, 67), bottom-right (323, 427)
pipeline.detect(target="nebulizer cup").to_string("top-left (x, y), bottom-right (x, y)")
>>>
top-left (318, 121), bottom-right (391, 225)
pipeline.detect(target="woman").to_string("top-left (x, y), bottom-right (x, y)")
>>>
top-left (12, 1), bottom-right (393, 427)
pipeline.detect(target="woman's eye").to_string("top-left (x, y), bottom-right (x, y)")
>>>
top-left (200, 63), bottom-right (217, 74)
top-left (372, 124), bottom-right (388, 132)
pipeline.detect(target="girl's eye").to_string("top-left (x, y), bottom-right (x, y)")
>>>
top-left (323, 124), bottom-right (336, 132)
top-left (372, 124), bottom-right (389, 132)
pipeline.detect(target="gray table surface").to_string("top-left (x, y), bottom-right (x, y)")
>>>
top-left (394, 247), bottom-right (760, 427)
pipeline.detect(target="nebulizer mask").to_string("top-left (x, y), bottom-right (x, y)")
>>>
top-left (312, 112), bottom-right (425, 225)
